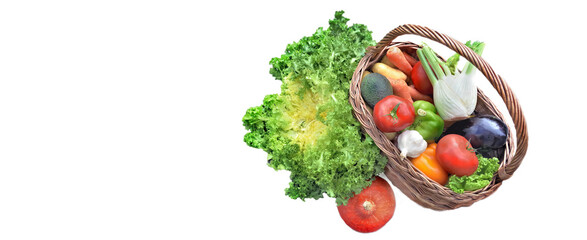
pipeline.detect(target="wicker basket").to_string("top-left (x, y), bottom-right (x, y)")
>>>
top-left (349, 24), bottom-right (529, 210)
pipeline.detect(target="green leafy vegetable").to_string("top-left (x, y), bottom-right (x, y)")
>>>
top-left (447, 155), bottom-right (500, 194)
top-left (445, 40), bottom-right (486, 75)
top-left (243, 11), bottom-right (386, 205)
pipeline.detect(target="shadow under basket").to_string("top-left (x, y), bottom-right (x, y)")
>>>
top-left (349, 24), bottom-right (529, 210)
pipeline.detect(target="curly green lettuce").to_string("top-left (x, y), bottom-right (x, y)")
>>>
top-left (447, 155), bottom-right (500, 194)
top-left (243, 11), bottom-right (386, 205)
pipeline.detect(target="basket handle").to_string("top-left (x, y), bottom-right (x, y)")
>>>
top-left (378, 24), bottom-right (528, 181)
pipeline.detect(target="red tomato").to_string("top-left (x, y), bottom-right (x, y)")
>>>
top-left (436, 134), bottom-right (479, 177)
top-left (373, 95), bottom-right (415, 132)
top-left (411, 61), bottom-right (433, 95)
top-left (337, 177), bottom-right (395, 233)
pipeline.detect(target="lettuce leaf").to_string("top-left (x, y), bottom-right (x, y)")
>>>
top-left (243, 11), bottom-right (385, 205)
top-left (447, 155), bottom-right (500, 194)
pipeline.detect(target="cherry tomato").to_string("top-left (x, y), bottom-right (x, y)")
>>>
top-left (436, 134), bottom-right (479, 177)
top-left (373, 95), bottom-right (415, 132)
top-left (337, 177), bottom-right (395, 233)
top-left (411, 61), bottom-right (433, 95)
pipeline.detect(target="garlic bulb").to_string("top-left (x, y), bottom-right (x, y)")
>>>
top-left (397, 130), bottom-right (427, 158)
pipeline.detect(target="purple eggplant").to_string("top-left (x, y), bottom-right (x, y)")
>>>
top-left (477, 147), bottom-right (506, 163)
top-left (441, 115), bottom-right (509, 150)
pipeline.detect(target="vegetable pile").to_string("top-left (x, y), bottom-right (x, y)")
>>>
top-left (244, 11), bottom-right (510, 233)
top-left (360, 42), bottom-right (509, 194)
top-left (243, 11), bottom-right (387, 205)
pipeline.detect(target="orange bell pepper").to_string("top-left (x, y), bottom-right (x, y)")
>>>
top-left (410, 143), bottom-right (448, 185)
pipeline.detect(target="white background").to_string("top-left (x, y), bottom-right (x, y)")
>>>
top-left (1, 0), bottom-right (585, 239)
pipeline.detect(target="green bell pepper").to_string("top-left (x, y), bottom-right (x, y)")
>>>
top-left (407, 100), bottom-right (444, 141)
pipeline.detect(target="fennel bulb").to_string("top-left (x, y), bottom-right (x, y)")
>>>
top-left (416, 42), bottom-right (485, 121)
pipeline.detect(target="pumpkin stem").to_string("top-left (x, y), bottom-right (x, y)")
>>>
top-left (363, 200), bottom-right (373, 211)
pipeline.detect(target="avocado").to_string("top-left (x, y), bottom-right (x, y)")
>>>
top-left (360, 73), bottom-right (393, 108)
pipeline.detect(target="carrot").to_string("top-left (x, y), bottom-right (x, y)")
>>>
top-left (386, 47), bottom-right (413, 75)
top-left (380, 55), bottom-right (395, 68)
top-left (403, 52), bottom-right (418, 66)
top-left (389, 78), bottom-right (412, 104)
top-left (408, 85), bottom-right (434, 103)
top-left (372, 63), bottom-right (406, 81)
